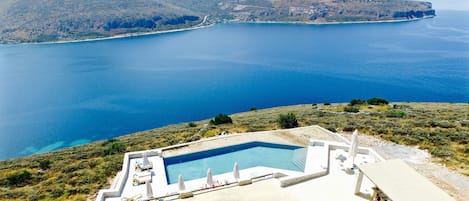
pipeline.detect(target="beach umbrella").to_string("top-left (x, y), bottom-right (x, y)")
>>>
top-left (145, 181), bottom-right (153, 198)
top-left (348, 130), bottom-right (359, 165)
top-left (233, 162), bottom-right (240, 180)
top-left (206, 168), bottom-right (213, 186)
top-left (178, 174), bottom-right (186, 191)
top-left (143, 151), bottom-right (150, 167)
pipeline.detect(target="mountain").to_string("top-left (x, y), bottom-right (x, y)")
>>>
top-left (0, 0), bottom-right (435, 43)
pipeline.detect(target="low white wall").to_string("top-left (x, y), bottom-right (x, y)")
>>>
top-left (95, 149), bottom-right (161, 201)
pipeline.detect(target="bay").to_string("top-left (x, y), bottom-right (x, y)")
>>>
top-left (0, 11), bottom-right (468, 160)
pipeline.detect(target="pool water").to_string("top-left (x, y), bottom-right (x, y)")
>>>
top-left (164, 141), bottom-right (306, 184)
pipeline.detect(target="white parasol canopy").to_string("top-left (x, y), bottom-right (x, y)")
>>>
top-left (178, 174), bottom-right (186, 191)
top-left (143, 151), bottom-right (150, 167)
top-left (233, 162), bottom-right (240, 180)
top-left (348, 129), bottom-right (359, 165)
top-left (207, 168), bottom-right (213, 186)
top-left (145, 181), bottom-right (153, 198)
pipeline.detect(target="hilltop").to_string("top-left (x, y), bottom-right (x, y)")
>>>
top-left (0, 0), bottom-right (435, 43)
top-left (0, 102), bottom-right (467, 200)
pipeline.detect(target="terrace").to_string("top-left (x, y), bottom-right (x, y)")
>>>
top-left (96, 126), bottom-right (454, 201)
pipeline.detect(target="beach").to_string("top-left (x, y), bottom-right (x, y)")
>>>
top-left (21, 15), bottom-right (433, 45)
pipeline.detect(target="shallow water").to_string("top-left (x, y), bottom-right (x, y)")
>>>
top-left (0, 11), bottom-right (468, 160)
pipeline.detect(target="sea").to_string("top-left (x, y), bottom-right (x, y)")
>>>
top-left (0, 11), bottom-right (467, 160)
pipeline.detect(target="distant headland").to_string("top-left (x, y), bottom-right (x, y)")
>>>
top-left (0, 0), bottom-right (435, 44)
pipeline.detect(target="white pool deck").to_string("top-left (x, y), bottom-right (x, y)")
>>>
top-left (97, 131), bottom-right (384, 201)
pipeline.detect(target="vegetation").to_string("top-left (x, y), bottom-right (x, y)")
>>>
top-left (38, 160), bottom-right (51, 170)
top-left (210, 114), bottom-right (233, 125)
top-left (0, 0), bottom-right (434, 43)
top-left (367, 97), bottom-right (389, 105)
top-left (349, 99), bottom-right (367, 106)
top-left (385, 110), bottom-right (407, 118)
top-left (188, 122), bottom-right (197, 127)
top-left (101, 140), bottom-right (126, 156)
top-left (278, 113), bottom-right (299, 128)
top-left (344, 106), bottom-right (360, 113)
top-left (0, 102), bottom-right (467, 200)
top-left (6, 170), bottom-right (31, 187)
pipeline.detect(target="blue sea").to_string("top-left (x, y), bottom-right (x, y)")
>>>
top-left (0, 11), bottom-right (468, 160)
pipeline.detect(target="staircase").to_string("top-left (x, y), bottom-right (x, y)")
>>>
top-left (291, 148), bottom-right (307, 170)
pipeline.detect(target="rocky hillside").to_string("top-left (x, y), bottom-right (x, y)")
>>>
top-left (0, 0), bottom-right (435, 43)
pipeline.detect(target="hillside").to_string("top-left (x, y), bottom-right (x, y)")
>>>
top-left (0, 0), bottom-right (435, 43)
top-left (0, 102), bottom-right (467, 200)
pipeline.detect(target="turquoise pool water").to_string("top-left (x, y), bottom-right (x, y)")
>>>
top-left (164, 142), bottom-right (305, 184)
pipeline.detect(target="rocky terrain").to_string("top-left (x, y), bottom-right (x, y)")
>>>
top-left (0, 0), bottom-right (435, 43)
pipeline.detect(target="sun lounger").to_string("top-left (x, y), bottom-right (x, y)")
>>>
top-left (135, 160), bottom-right (153, 171)
top-left (133, 171), bottom-right (152, 185)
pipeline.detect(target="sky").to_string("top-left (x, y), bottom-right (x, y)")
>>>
top-left (429, 0), bottom-right (469, 11)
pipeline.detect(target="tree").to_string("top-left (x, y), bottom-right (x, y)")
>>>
top-left (278, 113), bottom-right (299, 128)
top-left (367, 97), bottom-right (389, 105)
top-left (210, 114), bottom-right (233, 125)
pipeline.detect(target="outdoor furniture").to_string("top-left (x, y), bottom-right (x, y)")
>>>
top-left (135, 160), bottom-right (153, 171)
top-left (133, 171), bottom-right (152, 185)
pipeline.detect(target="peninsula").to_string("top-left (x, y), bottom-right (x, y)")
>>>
top-left (0, 0), bottom-right (435, 43)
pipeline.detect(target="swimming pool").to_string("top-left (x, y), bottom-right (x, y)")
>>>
top-left (164, 141), bottom-right (306, 184)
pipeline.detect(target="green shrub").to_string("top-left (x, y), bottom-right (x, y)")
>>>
top-left (367, 97), bottom-right (389, 105)
top-left (250, 107), bottom-right (257, 111)
top-left (38, 159), bottom-right (51, 170)
top-left (188, 122), bottom-right (197, 127)
top-left (344, 106), bottom-right (359, 113)
top-left (6, 170), bottom-right (32, 187)
top-left (278, 113), bottom-right (299, 128)
top-left (101, 141), bottom-right (125, 156)
top-left (385, 110), bottom-right (407, 118)
top-left (51, 186), bottom-right (64, 198)
top-left (210, 114), bottom-right (233, 125)
top-left (430, 121), bottom-right (456, 128)
top-left (430, 147), bottom-right (454, 157)
top-left (324, 103), bottom-right (331, 105)
top-left (349, 99), bottom-right (366, 106)
top-left (101, 138), bottom-right (117, 146)
top-left (189, 134), bottom-right (201, 142)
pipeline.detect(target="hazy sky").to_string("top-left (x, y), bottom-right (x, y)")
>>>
top-left (430, 0), bottom-right (469, 11)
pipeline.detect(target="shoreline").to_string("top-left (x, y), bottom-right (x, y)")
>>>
top-left (0, 101), bottom-right (464, 161)
top-left (25, 15), bottom-right (213, 45)
top-left (229, 15), bottom-right (434, 25)
top-left (8, 16), bottom-right (433, 45)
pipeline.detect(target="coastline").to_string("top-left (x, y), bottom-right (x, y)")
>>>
top-left (229, 15), bottom-right (434, 25)
top-left (11, 16), bottom-right (434, 45)
top-left (22, 15), bottom-right (213, 45)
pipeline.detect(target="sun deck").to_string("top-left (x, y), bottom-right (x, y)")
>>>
top-left (96, 126), bottom-right (453, 201)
